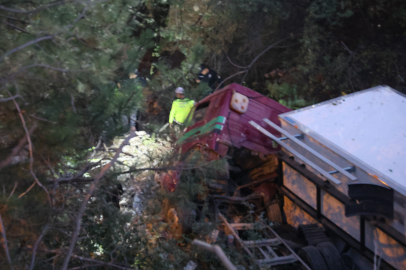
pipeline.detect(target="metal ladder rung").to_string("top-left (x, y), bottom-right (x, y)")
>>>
top-left (257, 254), bottom-right (298, 266)
top-left (279, 134), bottom-right (304, 141)
top-left (265, 245), bottom-right (279, 258)
top-left (250, 121), bottom-right (341, 185)
top-left (328, 166), bottom-right (355, 175)
top-left (258, 246), bottom-right (271, 259)
top-left (219, 213), bottom-right (311, 270)
top-left (243, 238), bottom-right (281, 247)
top-left (264, 119), bottom-right (357, 181)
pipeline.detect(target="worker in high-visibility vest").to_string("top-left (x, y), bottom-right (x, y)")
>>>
top-left (169, 87), bottom-right (195, 129)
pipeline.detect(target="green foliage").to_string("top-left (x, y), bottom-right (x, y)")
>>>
top-left (267, 82), bottom-right (311, 109)
top-left (0, 0), bottom-right (161, 268)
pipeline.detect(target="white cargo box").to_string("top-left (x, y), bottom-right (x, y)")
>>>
top-left (281, 86), bottom-right (406, 194)
top-left (250, 86), bottom-right (406, 269)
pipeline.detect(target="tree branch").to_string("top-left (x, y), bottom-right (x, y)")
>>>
top-left (341, 41), bottom-right (353, 54)
top-left (0, 213), bottom-right (14, 270)
top-left (61, 131), bottom-right (136, 270)
top-left (1, 64), bottom-right (83, 85)
top-left (0, 1), bottom-right (71, 14)
top-left (0, 94), bottom-right (22, 102)
top-left (0, 35), bottom-right (54, 62)
top-left (7, 182), bottom-right (18, 201)
top-left (224, 52), bottom-right (248, 69)
top-left (240, 36), bottom-right (291, 83)
top-left (0, 124), bottom-right (36, 171)
top-left (66, 5), bottom-right (88, 30)
top-left (29, 225), bottom-right (49, 270)
top-left (18, 182), bottom-right (36, 199)
top-left (115, 159), bottom-right (223, 175)
top-left (68, 254), bottom-right (135, 270)
top-left (29, 114), bottom-right (56, 124)
top-left (9, 90), bottom-right (51, 205)
top-left (46, 177), bottom-right (94, 186)
top-left (5, 22), bottom-right (30, 34)
top-left (214, 71), bottom-right (247, 92)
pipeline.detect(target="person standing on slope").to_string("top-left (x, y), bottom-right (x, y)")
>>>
top-left (169, 87), bottom-right (195, 131)
top-left (196, 64), bottom-right (222, 93)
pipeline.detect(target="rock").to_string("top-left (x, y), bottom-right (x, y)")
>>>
top-left (135, 131), bottom-right (147, 136)
top-left (184, 261), bottom-right (197, 270)
top-left (133, 195), bottom-right (143, 214)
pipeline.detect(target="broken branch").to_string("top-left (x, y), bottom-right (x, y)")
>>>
top-left (192, 240), bottom-right (236, 270)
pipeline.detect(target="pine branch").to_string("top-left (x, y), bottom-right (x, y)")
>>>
top-left (1, 3), bottom-right (89, 63)
top-left (0, 35), bottom-right (54, 63)
top-left (61, 131), bottom-right (136, 270)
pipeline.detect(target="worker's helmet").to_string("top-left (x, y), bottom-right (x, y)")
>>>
top-left (175, 87), bottom-right (185, 94)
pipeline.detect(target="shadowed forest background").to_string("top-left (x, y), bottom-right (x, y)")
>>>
top-left (0, 0), bottom-right (405, 269)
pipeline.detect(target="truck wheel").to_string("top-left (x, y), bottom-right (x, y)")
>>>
top-left (298, 246), bottom-right (328, 270)
top-left (316, 242), bottom-right (344, 270)
top-left (267, 200), bottom-right (282, 224)
top-left (341, 254), bottom-right (360, 270)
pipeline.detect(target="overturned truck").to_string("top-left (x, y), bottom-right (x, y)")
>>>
top-left (161, 83), bottom-right (406, 270)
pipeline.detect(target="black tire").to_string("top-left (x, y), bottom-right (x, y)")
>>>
top-left (267, 200), bottom-right (283, 224)
top-left (298, 246), bottom-right (329, 270)
top-left (341, 254), bottom-right (360, 270)
top-left (316, 242), bottom-right (345, 270)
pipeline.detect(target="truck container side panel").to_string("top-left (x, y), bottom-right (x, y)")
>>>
top-left (280, 119), bottom-right (406, 235)
top-left (225, 101), bottom-right (285, 153)
top-left (283, 162), bottom-right (317, 209)
top-left (226, 111), bottom-right (275, 151)
top-left (283, 195), bottom-right (318, 228)
top-left (365, 224), bottom-right (406, 270)
top-left (392, 199), bottom-right (406, 234)
top-left (322, 192), bottom-right (360, 241)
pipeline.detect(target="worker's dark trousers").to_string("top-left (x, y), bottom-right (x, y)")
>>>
top-left (172, 122), bottom-right (184, 133)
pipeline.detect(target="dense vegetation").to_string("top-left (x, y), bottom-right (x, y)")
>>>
top-left (0, 0), bottom-right (405, 269)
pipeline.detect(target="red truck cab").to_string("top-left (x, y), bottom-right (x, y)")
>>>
top-left (162, 83), bottom-right (291, 192)
top-left (177, 83), bottom-right (291, 157)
